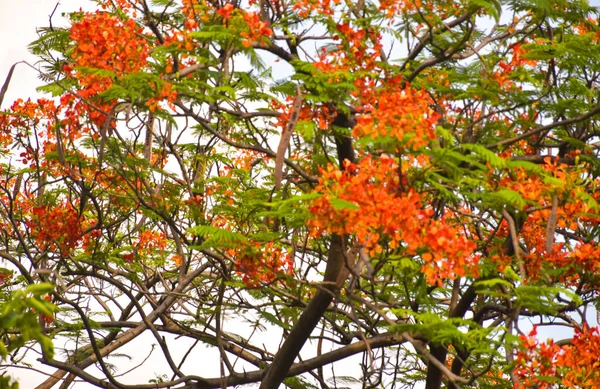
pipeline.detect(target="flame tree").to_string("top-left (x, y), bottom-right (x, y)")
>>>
top-left (1, 0), bottom-right (600, 388)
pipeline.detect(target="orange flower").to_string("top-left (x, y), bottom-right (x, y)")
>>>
top-left (216, 4), bottom-right (272, 47)
top-left (515, 326), bottom-right (600, 389)
top-left (217, 3), bottom-right (235, 19)
top-left (27, 202), bottom-right (83, 255)
top-left (353, 79), bottom-right (440, 151)
top-left (70, 12), bottom-right (149, 77)
top-left (308, 155), bottom-right (477, 285)
top-left (172, 255), bottom-right (183, 266)
top-left (230, 241), bottom-right (293, 287)
top-left (136, 230), bottom-right (168, 255)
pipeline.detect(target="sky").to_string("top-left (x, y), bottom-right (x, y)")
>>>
top-left (3, 0), bottom-right (600, 388)
top-left (0, 0), bottom-right (58, 110)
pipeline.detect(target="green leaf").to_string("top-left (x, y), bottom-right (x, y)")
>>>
top-left (187, 225), bottom-right (248, 243)
top-left (503, 266), bottom-right (522, 282)
top-left (0, 341), bottom-right (7, 360)
top-left (490, 188), bottom-right (527, 209)
top-left (38, 336), bottom-right (54, 359)
top-left (475, 277), bottom-right (513, 290)
top-left (283, 376), bottom-right (318, 389)
top-left (258, 311), bottom-right (291, 330)
top-left (506, 159), bottom-right (546, 174)
top-left (462, 143), bottom-right (507, 168)
top-left (36, 82), bottom-right (64, 97)
top-left (27, 298), bottom-right (53, 317)
top-left (469, 0), bottom-right (501, 20)
top-left (328, 198), bottom-right (360, 210)
top-left (576, 191), bottom-right (599, 211)
top-left (25, 283), bottom-right (54, 296)
top-left (296, 120), bottom-right (316, 141)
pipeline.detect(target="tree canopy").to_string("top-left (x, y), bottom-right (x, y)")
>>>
top-left (2, 0), bottom-right (600, 388)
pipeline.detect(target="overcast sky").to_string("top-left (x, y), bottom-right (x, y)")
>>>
top-left (1, 0), bottom-right (54, 109)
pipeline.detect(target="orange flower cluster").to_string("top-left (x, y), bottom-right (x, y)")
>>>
top-left (240, 10), bottom-right (273, 47)
top-left (490, 157), bottom-right (600, 283)
top-left (308, 156), bottom-right (478, 285)
top-left (230, 241), bottom-right (293, 287)
top-left (497, 168), bottom-right (546, 203)
top-left (291, 0), bottom-right (337, 17)
top-left (570, 242), bottom-right (600, 274)
top-left (171, 254), bottom-right (183, 266)
top-left (574, 17), bottom-right (600, 41)
top-left (353, 80), bottom-right (441, 151)
top-left (217, 3), bottom-right (273, 47)
top-left (216, 3), bottom-right (235, 18)
top-left (377, 0), bottom-right (421, 18)
top-left (0, 98), bottom-right (57, 151)
top-left (0, 97), bottom-right (108, 181)
top-left (66, 12), bottom-right (178, 117)
top-left (180, 0), bottom-right (216, 30)
top-left (99, 0), bottom-right (137, 15)
top-left (27, 202), bottom-right (83, 255)
top-left (146, 81), bottom-right (178, 112)
top-left (81, 229), bottom-right (102, 254)
top-left (514, 205), bottom-right (600, 284)
top-left (165, 0), bottom-right (221, 57)
top-left (313, 22), bottom-right (382, 78)
top-left (135, 230), bottom-right (168, 256)
top-left (0, 270), bottom-right (13, 286)
top-left (335, 23), bottom-right (381, 64)
top-left (70, 12), bottom-right (149, 78)
top-left (230, 149), bottom-right (266, 170)
top-left (515, 326), bottom-right (600, 389)
top-left (120, 230), bottom-right (169, 264)
top-left (271, 97), bottom-right (335, 132)
top-left (490, 43), bottom-right (537, 89)
top-left (41, 295), bottom-right (54, 325)
top-left (65, 11), bottom-right (150, 126)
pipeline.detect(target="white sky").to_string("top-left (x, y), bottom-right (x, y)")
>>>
top-left (1, 0), bottom-right (57, 109)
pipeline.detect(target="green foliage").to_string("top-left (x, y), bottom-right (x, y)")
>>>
top-left (282, 376), bottom-right (318, 389)
top-left (461, 144), bottom-right (507, 169)
top-left (0, 283), bottom-right (55, 361)
top-left (327, 197), bottom-right (360, 211)
top-left (468, 0), bottom-right (501, 20)
top-left (391, 310), bottom-right (499, 356)
top-left (188, 225), bottom-right (248, 249)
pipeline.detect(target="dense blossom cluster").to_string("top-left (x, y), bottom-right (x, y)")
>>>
top-left (377, 0), bottom-right (420, 18)
top-left (308, 156), bottom-right (477, 285)
top-left (229, 242), bottom-right (293, 287)
top-left (67, 11), bottom-right (178, 114)
top-left (489, 157), bottom-right (600, 284)
top-left (69, 12), bottom-right (149, 77)
top-left (515, 326), bottom-right (600, 389)
top-left (0, 98), bottom-right (57, 151)
top-left (217, 3), bottom-right (273, 47)
top-left (354, 79), bottom-right (441, 151)
top-left (271, 96), bottom-right (336, 133)
top-left (26, 202), bottom-right (83, 255)
top-left (136, 230), bottom-right (168, 256)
